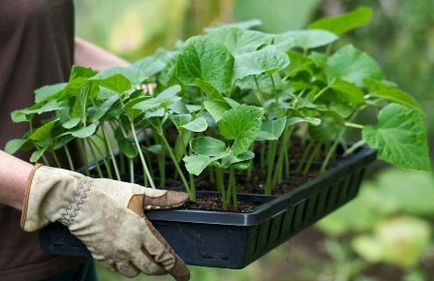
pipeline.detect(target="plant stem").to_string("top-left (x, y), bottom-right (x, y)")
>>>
top-left (320, 129), bottom-right (345, 172)
top-left (216, 168), bottom-right (227, 210)
top-left (160, 133), bottom-right (191, 194)
top-left (296, 140), bottom-right (315, 173)
top-left (189, 173), bottom-right (196, 202)
top-left (78, 139), bottom-right (90, 176)
top-left (264, 140), bottom-right (278, 195)
top-left (130, 122), bottom-right (155, 188)
top-left (229, 168), bottom-right (237, 209)
top-left (344, 122), bottom-right (364, 129)
top-left (313, 86), bottom-right (330, 101)
top-left (41, 154), bottom-right (50, 166)
top-left (86, 139), bottom-right (103, 178)
top-left (129, 159), bottom-right (135, 183)
top-left (260, 143), bottom-right (265, 170)
top-left (303, 142), bottom-right (321, 175)
top-left (64, 145), bottom-right (75, 171)
top-left (101, 125), bottom-right (121, 180)
top-left (88, 137), bottom-right (113, 179)
top-left (272, 126), bottom-right (293, 186)
top-left (253, 75), bottom-right (265, 105)
top-left (51, 151), bottom-right (61, 168)
top-left (343, 140), bottom-right (366, 157)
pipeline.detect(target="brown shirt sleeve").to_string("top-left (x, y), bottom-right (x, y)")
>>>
top-left (0, 0), bottom-right (85, 279)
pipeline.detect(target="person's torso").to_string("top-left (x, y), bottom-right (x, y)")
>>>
top-left (0, 0), bottom-right (85, 280)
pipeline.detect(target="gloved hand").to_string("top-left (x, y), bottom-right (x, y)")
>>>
top-left (21, 165), bottom-right (190, 281)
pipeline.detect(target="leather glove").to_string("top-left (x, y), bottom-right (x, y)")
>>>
top-left (21, 165), bottom-right (190, 281)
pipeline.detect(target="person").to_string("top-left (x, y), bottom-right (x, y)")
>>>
top-left (0, 1), bottom-right (190, 280)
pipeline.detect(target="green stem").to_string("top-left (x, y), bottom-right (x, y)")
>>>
top-left (253, 75), bottom-right (265, 105)
top-left (272, 126), bottom-right (293, 186)
top-left (88, 138), bottom-right (113, 179)
top-left (313, 86), bottom-right (330, 101)
top-left (86, 139), bottom-right (103, 178)
top-left (189, 173), bottom-right (196, 202)
top-left (101, 125), bottom-right (121, 180)
top-left (41, 154), bottom-right (50, 166)
top-left (303, 142), bottom-right (321, 175)
top-left (64, 145), bottom-right (75, 171)
top-left (320, 129), bottom-right (345, 172)
top-left (344, 122), bottom-right (364, 129)
top-left (230, 168), bottom-right (237, 209)
top-left (260, 143), bottom-right (265, 170)
top-left (264, 140), bottom-right (278, 195)
top-left (129, 159), bottom-right (135, 183)
top-left (160, 133), bottom-right (191, 194)
top-left (216, 168), bottom-right (227, 210)
top-left (130, 122), bottom-right (155, 188)
top-left (296, 140), bottom-right (315, 173)
top-left (51, 150), bottom-right (61, 168)
top-left (78, 139), bottom-right (89, 176)
top-left (343, 140), bottom-right (366, 157)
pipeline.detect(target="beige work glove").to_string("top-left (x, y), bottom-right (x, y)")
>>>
top-left (21, 165), bottom-right (190, 281)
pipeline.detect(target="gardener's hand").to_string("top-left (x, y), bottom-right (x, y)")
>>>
top-left (21, 165), bottom-right (190, 281)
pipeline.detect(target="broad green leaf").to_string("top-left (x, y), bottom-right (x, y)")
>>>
top-left (93, 74), bottom-right (131, 93)
top-left (204, 100), bottom-right (232, 123)
top-left (4, 139), bottom-right (27, 155)
top-left (69, 124), bottom-right (98, 139)
top-left (171, 114), bottom-right (192, 129)
top-left (327, 45), bottom-right (384, 87)
top-left (93, 66), bottom-right (149, 86)
top-left (30, 120), bottom-right (58, 141)
top-left (365, 79), bottom-right (420, 110)
top-left (330, 80), bottom-right (366, 106)
top-left (118, 138), bottom-right (138, 158)
top-left (233, 46), bottom-right (289, 80)
top-left (362, 103), bottom-right (431, 171)
top-left (219, 105), bottom-right (263, 155)
top-left (175, 131), bottom-right (192, 162)
top-left (256, 117), bottom-right (286, 141)
top-left (124, 96), bottom-right (147, 122)
top-left (12, 100), bottom-right (62, 123)
top-left (69, 65), bottom-right (96, 80)
top-left (204, 19), bottom-right (262, 32)
top-left (35, 83), bottom-right (66, 103)
top-left (274, 29), bottom-right (338, 51)
top-left (221, 151), bottom-right (255, 169)
top-left (287, 116), bottom-right (321, 126)
top-left (133, 85), bottom-right (181, 112)
top-left (62, 118), bottom-right (81, 129)
top-left (146, 144), bottom-right (164, 155)
top-left (89, 89), bottom-right (119, 122)
top-left (309, 111), bottom-right (343, 142)
top-left (133, 55), bottom-right (166, 78)
top-left (194, 79), bottom-right (224, 100)
top-left (30, 147), bottom-right (47, 163)
top-left (183, 155), bottom-right (212, 176)
top-left (176, 36), bottom-right (234, 93)
top-left (181, 117), bottom-right (208, 132)
top-left (191, 137), bottom-right (227, 156)
top-left (309, 6), bottom-right (373, 35)
top-left (207, 27), bottom-right (273, 55)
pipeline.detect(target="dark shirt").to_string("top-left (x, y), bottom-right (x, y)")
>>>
top-left (0, 0), bottom-right (84, 280)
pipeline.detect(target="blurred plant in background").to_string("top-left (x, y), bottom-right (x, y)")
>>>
top-left (75, 0), bottom-right (434, 280)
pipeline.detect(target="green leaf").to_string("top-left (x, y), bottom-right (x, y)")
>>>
top-left (171, 114), bottom-right (192, 129)
top-left (133, 55), bottom-right (166, 78)
top-left (365, 79), bottom-right (420, 110)
top-left (175, 36), bottom-right (234, 93)
top-left (287, 116), bottom-right (321, 126)
top-left (191, 137), bottom-right (227, 156)
top-left (62, 118), bottom-right (81, 129)
top-left (69, 66), bottom-right (96, 80)
top-left (181, 117), bottom-right (208, 132)
top-left (204, 100), bottom-right (232, 123)
top-left (308, 6), bottom-right (373, 35)
top-left (93, 66), bottom-right (148, 86)
top-left (4, 139), bottom-right (27, 155)
top-left (327, 45), bottom-right (384, 86)
top-left (194, 79), bottom-right (224, 100)
top-left (362, 103), bottom-right (431, 171)
top-left (89, 89), bottom-right (119, 122)
top-left (118, 138), bottom-right (138, 158)
top-left (93, 74), bottom-right (131, 93)
top-left (35, 83), bottom-right (67, 103)
top-left (219, 105), bottom-right (263, 155)
top-left (330, 80), bottom-right (366, 106)
top-left (133, 85), bottom-right (182, 112)
top-left (204, 19), bottom-right (262, 32)
top-left (207, 27), bottom-right (273, 55)
top-left (256, 117), bottom-right (286, 141)
top-left (183, 155), bottom-right (212, 176)
top-left (30, 147), bottom-right (47, 163)
top-left (309, 111), bottom-right (343, 142)
top-left (274, 29), bottom-right (338, 51)
top-left (30, 120), bottom-right (58, 141)
top-left (69, 124), bottom-right (98, 139)
top-left (233, 46), bottom-right (289, 80)
top-left (221, 151), bottom-right (255, 169)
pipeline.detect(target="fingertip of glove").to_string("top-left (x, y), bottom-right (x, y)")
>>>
top-left (170, 256), bottom-right (191, 281)
top-left (144, 191), bottom-right (189, 210)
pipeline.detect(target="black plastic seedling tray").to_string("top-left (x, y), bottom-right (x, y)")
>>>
top-left (39, 146), bottom-right (376, 268)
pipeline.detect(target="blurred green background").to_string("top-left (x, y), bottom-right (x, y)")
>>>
top-left (74, 0), bottom-right (434, 280)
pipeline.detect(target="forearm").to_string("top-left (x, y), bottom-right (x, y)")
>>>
top-left (0, 150), bottom-right (33, 210)
top-left (74, 37), bottom-right (130, 70)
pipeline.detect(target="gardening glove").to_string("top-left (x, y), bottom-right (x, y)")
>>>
top-left (20, 165), bottom-right (190, 281)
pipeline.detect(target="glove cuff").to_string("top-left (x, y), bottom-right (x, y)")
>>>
top-left (20, 166), bottom-right (86, 232)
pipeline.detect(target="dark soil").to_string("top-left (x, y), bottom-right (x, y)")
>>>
top-left (183, 194), bottom-right (265, 212)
